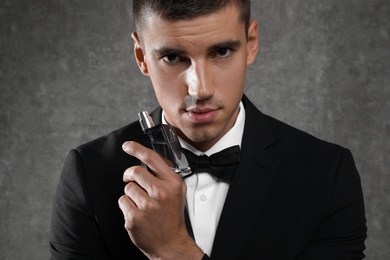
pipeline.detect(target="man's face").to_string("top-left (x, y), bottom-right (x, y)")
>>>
top-left (133, 5), bottom-right (258, 151)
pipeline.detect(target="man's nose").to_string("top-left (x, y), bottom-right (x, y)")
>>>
top-left (186, 61), bottom-right (214, 100)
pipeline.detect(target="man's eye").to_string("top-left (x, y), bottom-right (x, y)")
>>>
top-left (162, 54), bottom-right (180, 63)
top-left (217, 47), bottom-right (232, 57)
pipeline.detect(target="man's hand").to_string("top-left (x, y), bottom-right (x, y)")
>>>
top-left (118, 141), bottom-right (204, 260)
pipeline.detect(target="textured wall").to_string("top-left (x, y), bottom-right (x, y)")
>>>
top-left (0, 0), bottom-right (389, 259)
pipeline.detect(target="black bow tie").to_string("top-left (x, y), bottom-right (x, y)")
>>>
top-left (182, 145), bottom-right (241, 182)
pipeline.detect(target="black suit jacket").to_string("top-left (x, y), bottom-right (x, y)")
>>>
top-left (50, 96), bottom-right (366, 259)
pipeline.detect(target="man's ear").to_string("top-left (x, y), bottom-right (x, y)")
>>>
top-left (132, 32), bottom-right (149, 75)
top-left (246, 20), bottom-right (259, 66)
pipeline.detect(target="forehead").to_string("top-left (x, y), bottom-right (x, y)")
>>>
top-left (139, 5), bottom-right (246, 51)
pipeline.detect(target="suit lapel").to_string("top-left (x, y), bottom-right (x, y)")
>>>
top-left (211, 96), bottom-right (280, 259)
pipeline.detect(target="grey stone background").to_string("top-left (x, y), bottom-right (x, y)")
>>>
top-left (0, 0), bottom-right (389, 259)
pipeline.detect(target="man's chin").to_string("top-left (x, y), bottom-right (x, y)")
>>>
top-left (180, 131), bottom-right (219, 151)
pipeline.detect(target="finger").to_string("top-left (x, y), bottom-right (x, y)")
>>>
top-left (118, 195), bottom-right (140, 231)
top-left (118, 194), bottom-right (136, 218)
top-left (123, 165), bottom-right (158, 195)
top-left (122, 141), bottom-right (177, 180)
top-left (123, 181), bottom-right (149, 209)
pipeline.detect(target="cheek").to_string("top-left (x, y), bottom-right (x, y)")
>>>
top-left (219, 61), bottom-right (246, 94)
top-left (148, 73), bottom-right (188, 115)
top-left (148, 65), bottom-right (185, 98)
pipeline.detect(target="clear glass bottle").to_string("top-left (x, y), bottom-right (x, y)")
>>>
top-left (137, 111), bottom-right (192, 178)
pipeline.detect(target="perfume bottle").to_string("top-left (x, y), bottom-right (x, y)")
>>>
top-left (137, 111), bottom-right (192, 178)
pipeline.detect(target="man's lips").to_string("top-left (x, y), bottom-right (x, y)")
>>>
top-left (186, 108), bottom-right (219, 124)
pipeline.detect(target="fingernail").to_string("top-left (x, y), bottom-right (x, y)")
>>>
top-left (122, 142), bottom-right (129, 151)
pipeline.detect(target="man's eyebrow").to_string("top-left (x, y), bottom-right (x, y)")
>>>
top-left (152, 47), bottom-right (187, 57)
top-left (208, 40), bottom-right (243, 51)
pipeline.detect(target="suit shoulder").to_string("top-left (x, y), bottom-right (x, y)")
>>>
top-left (243, 96), bottom-right (344, 156)
top-left (75, 120), bottom-right (142, 160)
top-left (66, 120), bottom-right (142, 192)
top-left (263, 114), bottom-right (345, 157)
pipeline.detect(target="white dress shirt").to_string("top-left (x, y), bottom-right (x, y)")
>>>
top-left (163, 102), bottom-right (245, 256)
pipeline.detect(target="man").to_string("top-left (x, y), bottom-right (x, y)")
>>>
top-left (50, 0), bottom-right (367, 259)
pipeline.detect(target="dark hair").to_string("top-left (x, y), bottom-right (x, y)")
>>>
top-left (133, 0), bottom-right (251, 35)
